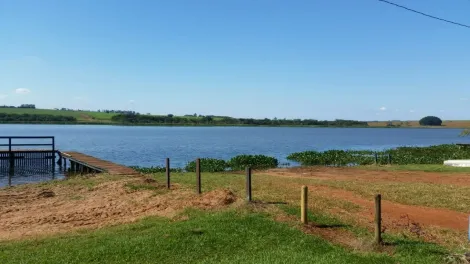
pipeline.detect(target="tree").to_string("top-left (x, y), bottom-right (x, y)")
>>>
top-left (419, 116), bottom-right (442, 126)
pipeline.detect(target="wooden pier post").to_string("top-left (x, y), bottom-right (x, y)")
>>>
top-left (196, 158), bottom-right (201, 194)
top-left (166, 158), bottom-right (170, 189)
top-left (375, 194), bottom-right (382, 245)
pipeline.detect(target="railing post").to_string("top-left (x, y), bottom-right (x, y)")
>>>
top-left (375, 194), bottom-right (382, 245)
top-left (166, 158), bottom-right (170, 189)
top-left (8, 137), bottom-right (14, 170)
top-left (246, 167), bottom-right (252, 202)
top-left (196, 158), bottom-right (201, 194)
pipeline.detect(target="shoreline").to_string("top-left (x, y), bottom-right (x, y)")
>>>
top-left (0, 122), bottom-right (466, 129)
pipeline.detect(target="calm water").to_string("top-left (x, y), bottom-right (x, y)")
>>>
top-left (0, 125), bottom-right (466, 169)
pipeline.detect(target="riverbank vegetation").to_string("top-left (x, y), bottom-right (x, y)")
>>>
top-left (132, 155), bottom-right (280, 173)
top-left (287, 144), bottom-right (470, 166)
top-left (131, 144), bottom-right (470, 173)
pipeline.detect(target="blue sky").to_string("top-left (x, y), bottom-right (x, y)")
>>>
top-left (1, 0), bottom-right (469, 121)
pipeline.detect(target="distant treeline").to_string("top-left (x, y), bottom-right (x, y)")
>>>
top-left (98, 109), bottom-right (137, 115)
top-left (54, 108), bottom-right (137, 115)
top-left (0, 113), bottom-right (76, 122)
top-left (0, 104), bottom-right (36, 109)
top-left (111, 114), bottom-right (368, 127)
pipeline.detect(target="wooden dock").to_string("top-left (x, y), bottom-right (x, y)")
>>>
top-left (59, 151), bottom-right (139, 175)
top-left (1, 136), bottom-right (139, 176)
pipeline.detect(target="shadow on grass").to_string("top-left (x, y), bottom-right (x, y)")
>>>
top-left (251, 200), bottom-right (288, 205)
top-left (313, 223), bottom-right (349, 229)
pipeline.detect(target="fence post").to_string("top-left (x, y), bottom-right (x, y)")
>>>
top-left (388, 154), bottom-right (392, 165)
top-left (196, 158), bottom-right (201, 194)
top-left (301, 186), bottom-right (308, 224)
top-left (166, 158), bottom-right (170, 189)
top-left (374, 153), bottom-right (378, 165)
top-left (246, 167), bottom-right (252, 202)
top-left (375, 194), bottom-right (382, 245)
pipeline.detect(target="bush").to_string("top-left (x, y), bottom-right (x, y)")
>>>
top-left (228, 155), bottom-right (279, 170)
top-left (419, 116), bottom-right (442, 126)
top-left (287, 144), bottom-right (470, 166)
top-left (185, 158), bottom-right (228, 172)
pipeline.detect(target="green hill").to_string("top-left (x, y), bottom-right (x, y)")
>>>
top-left (0, 108), bottom-right (115, 123)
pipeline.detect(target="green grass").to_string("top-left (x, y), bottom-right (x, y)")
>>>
top-left (0, 210), bottom-right (449, 264)
top-left (362, 164), bottom-right (470, 173)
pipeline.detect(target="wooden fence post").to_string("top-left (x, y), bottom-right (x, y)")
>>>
top-left (246, 167), bottom-right (252, 202)
top-left (388, 154), bottom-right (392, 165)
top-left (166, 158), bottom-right (170, 189)
top-left (196, 158), bottom-right (201, 194)
top-left (301, 186), bottom-right (308, 224)
top-left (375, 194), bottom-right (382, 245)
top-left (374, 153), bottom-right (378, 165)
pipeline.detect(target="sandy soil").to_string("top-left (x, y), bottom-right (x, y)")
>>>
top-left (0, 177), bottom-right (236, 241)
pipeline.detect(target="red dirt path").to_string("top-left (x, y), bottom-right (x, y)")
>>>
top-left (264, 167), bottom-right (470, 232)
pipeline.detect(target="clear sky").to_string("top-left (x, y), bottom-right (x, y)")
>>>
top-left (1, 0), bottom-right (469, 121)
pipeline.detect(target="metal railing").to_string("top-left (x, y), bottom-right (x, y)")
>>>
top-left (0, 136), bottom-right (55, 152)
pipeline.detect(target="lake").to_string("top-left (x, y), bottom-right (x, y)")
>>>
top-left (0, 125), bottom-right (466, 169)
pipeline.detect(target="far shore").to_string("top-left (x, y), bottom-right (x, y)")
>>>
top-left (0, 121), bottom-right (468, 129)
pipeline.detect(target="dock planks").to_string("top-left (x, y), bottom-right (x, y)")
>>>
top-left (59, 151), bottom-right (139, 175)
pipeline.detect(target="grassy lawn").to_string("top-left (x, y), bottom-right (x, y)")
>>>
top-left (152, 168), bottom-right (470, 213)
top-left (0, 209), bottom-right (448, 264)
top-left (362, 164), bottom-right (470, 173)
top-left (1, 166), bottom-right (469, 263)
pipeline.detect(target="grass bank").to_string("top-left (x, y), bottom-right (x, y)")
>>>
top-left (2, 166), bottom-right (469, 263)
top-left (0, 210), bottom-right (448, 264)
